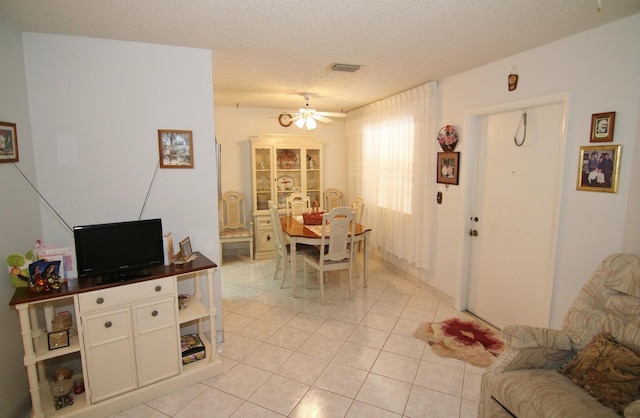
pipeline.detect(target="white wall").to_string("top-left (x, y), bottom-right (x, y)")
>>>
top-left (434, 14), bottom-right (640, 327)
top-left (22, 34), bottom-right (220, 264)
top-left (214, 106), bottom-right (348, 210)
top-left (0, 16), bottom-right (41, 418)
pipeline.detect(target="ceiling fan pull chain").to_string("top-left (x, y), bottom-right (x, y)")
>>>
top-left (513, 111), bottom-right (527, 147)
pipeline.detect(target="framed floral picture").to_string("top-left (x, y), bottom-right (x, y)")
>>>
top-left (590, 112), bottom-right (615, 143)
top-left (577, 144), bottom-right (621, 193)
top-left (437, 152), bottom-right (460, 185)
top-left (0, 121), bottom-right (19, 163)
top-left (158, 129), bottom-right (194, 168)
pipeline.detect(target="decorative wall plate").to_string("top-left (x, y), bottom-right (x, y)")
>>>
top-left (437, 125), bottom-right (459, 152)
top-left (277, 175), bottom-right (294, 191)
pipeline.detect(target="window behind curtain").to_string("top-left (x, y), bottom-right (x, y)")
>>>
top-left (346, 82), bottom-right (437, 270)
top-left (363, 120), bottom-right (414, 215)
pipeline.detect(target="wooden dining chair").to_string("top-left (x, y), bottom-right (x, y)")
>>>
top-left (286, 193), bottom-right (311, 216)
top-left (324, 188), bottom-right (345, 211)
top-left (350, 197), bottom-right (364, 224)
top-left (219, 191), bottom-right (253, 262)
top-left (268, 200), bottom-right (313, 289)
top-left (303, 207), bottom-right (355, 304)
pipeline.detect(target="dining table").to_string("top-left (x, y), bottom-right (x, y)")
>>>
top-left (280, 215), bottom-right (372, 295)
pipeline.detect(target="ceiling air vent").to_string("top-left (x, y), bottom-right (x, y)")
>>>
top-left (329, 63), bottom-right (361, 73)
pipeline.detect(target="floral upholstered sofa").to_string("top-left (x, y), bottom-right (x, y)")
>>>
top-left (479, 253), bottom-right (640, 418)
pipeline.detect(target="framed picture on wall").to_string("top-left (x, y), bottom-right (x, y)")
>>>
top-left (577, 144), bottom-right (621, 193)
top-left (158, 129), bottom-right (194, 168)
top-left (437, 152), bottom-right (460, 185)
top-left (0, 121), bottom-right (19, 163)
top-left (589, 112), bottom-right (615, 143)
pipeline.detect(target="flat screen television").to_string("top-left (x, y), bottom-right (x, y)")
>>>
top-left (74, 218), bottom-right (164, 282)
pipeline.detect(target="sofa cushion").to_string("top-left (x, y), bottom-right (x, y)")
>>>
top-left (559, 333), bottom-right (640, 414)
top-left (492, 369), bottom-right (618, 418)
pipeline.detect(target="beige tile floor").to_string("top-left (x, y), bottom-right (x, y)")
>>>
top-left (113, 253), bottom-right (485, 418)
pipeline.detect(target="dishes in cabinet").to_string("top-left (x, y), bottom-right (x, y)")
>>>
top-left (277, 175), bottom-right (294, 191)
top-left (277, 150), bottom-right (298, 169)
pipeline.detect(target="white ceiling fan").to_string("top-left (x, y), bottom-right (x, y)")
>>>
top-left (278, 93), bottom-right (346, 130)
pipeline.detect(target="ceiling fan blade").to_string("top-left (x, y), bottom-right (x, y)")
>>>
top-left (316, 111), bottom-right (347, 118)
top-left (313, 114), bottom-right (333, 124)
top-left (289, 114), bottom-right (303, 122)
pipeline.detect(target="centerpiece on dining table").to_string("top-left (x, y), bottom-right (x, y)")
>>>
top-left (302, 200), bottom-right (324, 225)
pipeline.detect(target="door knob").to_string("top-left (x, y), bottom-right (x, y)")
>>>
top-left (469, 229), bottom-right (479, 237)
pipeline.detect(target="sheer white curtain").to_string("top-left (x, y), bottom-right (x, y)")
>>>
top-left (346, 82), bottom-right (437, 270)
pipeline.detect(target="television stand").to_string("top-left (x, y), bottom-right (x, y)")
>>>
top-left (96, 269), bottom-right (150, 284)
top-left (9, 252), bottom-right (222, 418)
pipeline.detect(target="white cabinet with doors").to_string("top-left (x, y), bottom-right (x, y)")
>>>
top-left (78, 276), bottom-right (179, 403)
top-left (250, 134), bottom-right (323, 259)
top-left (10, 253), bottom-right (222, 418)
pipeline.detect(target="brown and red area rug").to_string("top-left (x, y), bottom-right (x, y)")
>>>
top-left (413, 318), bottom-right (504, 367)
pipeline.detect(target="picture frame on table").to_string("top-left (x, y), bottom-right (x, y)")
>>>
top-left (577, 144), bottom-right (621, 193)
top-left (179, 237), bottom-right (193, 259)
top-left (590, 112), bottom-right (615, 143)
top-left (158, 129), bottom-right (194, 168)
top-left (436, 152), bottom-right (460, 185)
top-left (48, 329), bottom-right (70, 350)
top-left (0, 121), bottom-right (19, 163)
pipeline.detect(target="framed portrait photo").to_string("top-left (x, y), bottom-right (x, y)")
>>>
top-left (577, 144), bottom-right (621, 193)
top-left (437, 152), bottom-right (460, 185)
top-left (158, 129), bottom-right (194, 168)
top-left (0, 121), bottom-right (19, 163)
top-left (590, 112), bottom-right (615, 143)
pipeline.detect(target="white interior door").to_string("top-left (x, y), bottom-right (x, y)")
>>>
top-left (466, 102), bottom-right (564, 329)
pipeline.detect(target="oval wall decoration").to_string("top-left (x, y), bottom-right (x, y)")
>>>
top-left (437, 125), bottom-right (460, 152)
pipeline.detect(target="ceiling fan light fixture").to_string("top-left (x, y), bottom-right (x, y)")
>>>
top-left (329, 63), bottom-right (361, 72)
top-left (306, 117), bottom-right (317, 130)
top-left (294, 117), bottom-right (306, 129)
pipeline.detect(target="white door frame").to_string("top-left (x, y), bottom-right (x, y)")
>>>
top-left (455, 92), bottom-right (572, 327)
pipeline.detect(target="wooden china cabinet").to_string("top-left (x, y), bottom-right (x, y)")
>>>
top-left (250, 134), bottom-right (323, 259)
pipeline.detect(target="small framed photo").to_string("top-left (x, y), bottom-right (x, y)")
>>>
top-left (0, 121), bottom-right (19, 163)
top-left (590, 112), bottom-right (615, 143)
top-left (437, 152), bottom-right (460, 185)
top-left (179, 237), bottom-right (193, 259)
top-left (48, 329), bottom-right (70, 350)
top-left (158, 129), bottom-right (194, 168)
top-left (577, 144), bottom-right (621, 193)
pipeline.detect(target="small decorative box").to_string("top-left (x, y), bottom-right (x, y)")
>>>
top-left (302, 212), bottom-right (325, 225)
top-left (180, 334), bottom-right (206, 364)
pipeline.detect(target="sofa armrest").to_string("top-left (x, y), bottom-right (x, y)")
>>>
top-left (479, 326), bottom-right (576, 417)
top-left (501, 325), bottom-right (573, 350)
top-left (488, 326), bottom-right (574, 373)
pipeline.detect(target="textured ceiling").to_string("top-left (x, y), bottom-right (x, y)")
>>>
top-left (1, 0), bottom-right (639, 113)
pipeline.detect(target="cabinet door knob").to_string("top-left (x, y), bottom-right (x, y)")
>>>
top-left (155, 285), bottom-right (162, 292)
top-left (96, 297), bottom-right (104, 304)
top-left (152, 310), bottom-right (158, 317)
top-left (104, 321), bottom-right (112, 328)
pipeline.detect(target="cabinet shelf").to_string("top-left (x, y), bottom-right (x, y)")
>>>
top-left (37, 378), bottom-right (88, 418)
top-left (178, 299), bottom-right (211, 324)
